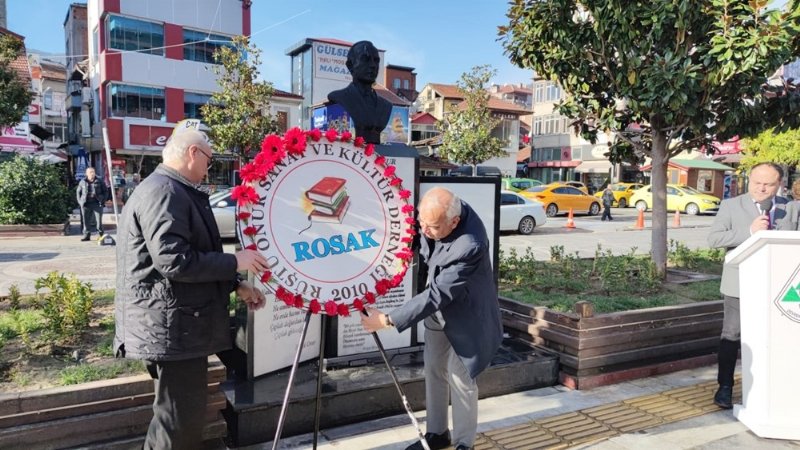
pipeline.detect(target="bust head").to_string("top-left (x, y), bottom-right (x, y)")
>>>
top-left (346, 41), bottom-right (380, 85)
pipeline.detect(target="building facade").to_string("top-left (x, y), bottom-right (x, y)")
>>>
top-left (85, 0), bottom-right (251, 189)
top-left (384, 64), bottom-right (417, 102)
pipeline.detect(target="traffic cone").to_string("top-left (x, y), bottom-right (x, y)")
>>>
top-left (565, 208), bottom-right (576, 229)
top-left (634, 209), bottom-right (645, 230)
top-left (673, 209), bottom-right (681, 228)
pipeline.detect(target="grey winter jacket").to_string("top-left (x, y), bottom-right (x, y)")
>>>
top-left (113, 165), bottom-right (238, 361)
top-left (76, 176), bottom-right (109, 206)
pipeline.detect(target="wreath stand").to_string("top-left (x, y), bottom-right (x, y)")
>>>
top-left (270, 310), bottom-right (430, 450)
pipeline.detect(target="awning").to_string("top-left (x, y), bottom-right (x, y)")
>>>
top-left (528, 160), bottom-right (581, 168)
top-left (29, 124), bottom-right (55, 141)
top-left (0, 136), bottom-right (40, 153)
top-left (575, 160), bottom-right (613, 173)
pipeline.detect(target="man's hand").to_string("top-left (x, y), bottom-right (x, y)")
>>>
top-left (235, 250), bottom-right (268, 273)
top-left (361, 306), bottom-right (390, 333)
top-left (750, 214), bottom-right (770, 234)
top-left (236, 280), bottom-right (266, 311)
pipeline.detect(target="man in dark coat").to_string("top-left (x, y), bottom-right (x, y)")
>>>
top-left (362, 187), bottom-right (503, 450)
top-left (114, 127), bottom-right (269, 450)
top-left (76, 167), bottom-right (109, 240)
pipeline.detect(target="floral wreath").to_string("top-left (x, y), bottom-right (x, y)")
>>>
top-left (230, 127), bottom-right (416, 317)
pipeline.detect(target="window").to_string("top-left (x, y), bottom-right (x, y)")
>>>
top-left (393, 78), bottom-right (401, 89)
top-left (183, 29), bottom-right (233, 63)
top-left (108, 83), bottom-right (165, 120)
top-left (92, 27), bottom-right (98, 59)
top-left (275, 109), bottom-right (289, 133)
top-left (403, 79), bottom-right (409, 89)
top-left (491, 117), bottom-right (516, 144)
top-left (184, 92), bottom-right (211, 120)
top-left (107, 15), bottom-right (164, 55)
top-left (501, 193), bottom-right (519, 205)
top-left (696, 170), bottom-right (714, 192)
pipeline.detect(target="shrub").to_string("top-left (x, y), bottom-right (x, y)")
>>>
top-left (0, 156), bottom-right (72, 224)
top-left (33, 272), bottom-right (94, 343)
top-left (668, 240), bottom-right (725, 273)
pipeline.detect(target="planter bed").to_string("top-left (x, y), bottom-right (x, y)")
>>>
top-left (500, 296), bottom-right (723, 390)
top-left (0, 356), bottom-right (227, 449)
top-left (0, 222), bottom-right (70, 237)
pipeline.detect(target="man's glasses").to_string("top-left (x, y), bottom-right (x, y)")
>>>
top-left (196, 146), bottom-right (214, 169)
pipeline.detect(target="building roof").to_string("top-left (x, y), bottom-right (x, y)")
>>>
top-left (428, 83), bottom-right (465, 99)
top-left (272, 88), bottom-right (303, 100)
top-left (496, 84), bottom-right (532, 95)
top-left (375, 84), bottom-right (411, 106)
top-left (419, 154), bottom-right (457, 170)
top-left (0, 29), bottom-right (31, 85)
top-left (39, 60), bottom-right (67, 81)
top-left (386, 64), bottom-right (415, 72)
top-left (411, 112), bottom-right (438, 125)
top-left (455, 97), bottom-right (530, 115)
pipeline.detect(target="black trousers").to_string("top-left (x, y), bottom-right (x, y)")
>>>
top-left (601, 205), bottom-right (612, 220)
top-left (144, 357), bottom-right (208, 450)
top-left (80, 201), bottom-right (103, 236)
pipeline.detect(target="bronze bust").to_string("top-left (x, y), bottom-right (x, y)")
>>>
top-left (327, 41), bottom-right (392, 144)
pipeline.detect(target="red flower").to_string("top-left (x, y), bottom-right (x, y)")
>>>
top-left (282, 294), bottom-right (294, 307)
top-left (231, 185), bottom-right (259, 206)
top-left (383, 165), bottom-right (396, 177)
top-left (405, 217), bottom-right (416, 225)
top-left (276, 286), bottom-right (289, 301)
top-left (375, 279), bottom-right (390, 295)
top-left (390, 274), bottom-right (404, 288)
top-left (239, 163), bottom-right (261, 182)
top-left (261, 134), bottom-right (283, 154)
top-left (352, 298), bottom-right (364, 311)
top-left (260, 271), bottom-right (271, 283)
top-left (293, 294), bottom-right (304, 309)
top-left (406, 227), bottom-right (417, 236)
top-left (374, 155), bottom-right (386, 166)
top-left (306, 128), bottom-right (322, 142)
top-left (354, 136), bottom-right (365, 147)
top-left (364, 144), bottom-right (375, 156)
top-left (324, 300), bottom-right (338, 316)
top-left (340, 131), bottom-right (352, 142)
top-left (309, 299), bottom-right (321, 314)
top-left (364, 292), bottom-right (376, 304)
top-left (337, 303), bottom-right (350, 316)
top-left (245, 243), bottom-right (258, 250)
top-left (401, 204), bottom-right (414, 214)
top-left (283, 127), bottom-right (307, 155)
top-left (237, 211), bottom-right (251, 221)
top-left (398, 189), bottom-right (412, 200)
top-left (389, 177), bottom-right (402, 186)
top-left (325, 129), bottom-right (338, 142)
top-left (242, 225), bottom-right (257, 237)
top-left (396, 249), bottom-right (413, 261)
top-left (401, 236), bottom-right (413, 244)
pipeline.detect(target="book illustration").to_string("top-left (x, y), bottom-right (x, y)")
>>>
top-left (298, 177), bottom-right (350, 234)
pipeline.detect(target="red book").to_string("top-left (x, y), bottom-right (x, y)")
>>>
top-left (306, 177), bottom-right (347, 204)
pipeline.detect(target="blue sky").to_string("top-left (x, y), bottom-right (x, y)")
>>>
top-left (6, 0), bottom-right (533, 91)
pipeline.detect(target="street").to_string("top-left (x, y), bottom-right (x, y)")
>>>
top-left (0, 208), bottom-right (716, 297)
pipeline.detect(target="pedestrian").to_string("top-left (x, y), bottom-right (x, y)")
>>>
top-left (601, 185), bottom-right (615, 221)
top-left (361, 187), bottom-right (503, 450)
top-left (707, 162), bottom-right (799, 409)
top-left (113, 126), bottom-right (269, 450)
top-left (76, 167), bottom-right (109, 241)
top-left (791, 178), bottom-right (800, 203)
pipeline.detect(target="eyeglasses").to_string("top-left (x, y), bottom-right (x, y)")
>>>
top-left (195, 145), bottom-right (214, 169)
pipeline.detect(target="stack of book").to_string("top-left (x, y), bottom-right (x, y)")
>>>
top-left (306, 176), bottom-right (350, 223)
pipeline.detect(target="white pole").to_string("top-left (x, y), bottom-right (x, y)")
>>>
top-left (101, 126), bottom-right (120, 226)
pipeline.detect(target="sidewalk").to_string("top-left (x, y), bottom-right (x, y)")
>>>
top-left (243, 364), bottom-right (799, 450)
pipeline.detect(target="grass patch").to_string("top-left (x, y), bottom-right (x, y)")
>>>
top-left (58, 360), bottom-right (145, 386)
top-left (0, 309), bottom-right (44, 339)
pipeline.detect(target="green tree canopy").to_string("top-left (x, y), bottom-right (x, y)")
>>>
top-left (740, 128), bottom-right (800, 171)
top-left (201, 35), bottom-right (276, 160)
top-left (0, 156), bottom-right (71, 224)
top-left (500, 0), bottom-right (800, 276)
top-left (0, 34), bottom-right (33, 129)
top-left (438, 65), bottom-right (507, 170)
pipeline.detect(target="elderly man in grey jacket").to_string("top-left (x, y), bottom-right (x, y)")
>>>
top-left (114, 127), bottom-right (269, 450)
top-left (707, 162), bottom-right (799, 410)
top-left (362, 187), bottom-right (503, 450)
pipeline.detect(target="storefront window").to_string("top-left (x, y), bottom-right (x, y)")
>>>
top-left (183, 29), bottom-right (232, 63)
top-left (697, 170), bottom-right (714, 192)
top-left (109, 83), bottom-right (165, 121)
top-left (107, 15), bottom-right (164, 55)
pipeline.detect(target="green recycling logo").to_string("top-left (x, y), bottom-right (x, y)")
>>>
top-left (774, 264), bottom-right (800, 323)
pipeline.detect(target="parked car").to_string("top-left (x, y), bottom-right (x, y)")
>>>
top-left (207, 188), bottom-right (237, 238)
top-left (501, 177), bottom-right (544, 192)
top-left (547, 180), bottom-right (590, 194)
top-left (519, 184), bottom-right (601, 217)
top-left (630, 184), bottom-right (721, 215)
top-left (449, 165), bottom-right (502, 177)
top-left (500, 190), bottom-right (547, 234)
top-left (593, 182), bottom-right (644, 208)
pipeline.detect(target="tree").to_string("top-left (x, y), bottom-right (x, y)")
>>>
top-left (201, 35), bottom-right (276, 160)
top-left (438, 65), bottom-right (507, 172)
top-left (0, 34), bottom-right (33, 129)
top-left (500, 0), bottom-right (800, 276)
top-left (740, 128), bottom-right (800, 171)
top-left (0, 156), bottom-right (71, 224)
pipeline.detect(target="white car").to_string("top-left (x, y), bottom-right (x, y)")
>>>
top-left (500, 190), bottom-right (547, 234)
top-left (208, 189), bottom-right (237, 238)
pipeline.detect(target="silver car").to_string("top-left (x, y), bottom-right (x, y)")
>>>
top-left (500, 190), bottom-right (547, 234)
top-left (208, 189), bottom-right (237, 239)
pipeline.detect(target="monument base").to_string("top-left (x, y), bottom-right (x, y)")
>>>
top-left (734, 406), bottom-right (800, 440)
top-left (222, 338), bottom-right (558, 447)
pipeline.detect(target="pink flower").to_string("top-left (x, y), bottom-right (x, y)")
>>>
top-left (364, 292), bottom-right (376, 304)
top-left (389, 177), bottom-right (402, 186)
top-left (340, 131), bottom-right (352, 142)
top-left (242, 225), bottom-right (257, 237)
top-left (364, 144), bottom-right (375, 156)
top-left (260, 271), bottom-right (271, 283)
top-left (306, 128), bottom-right (322, 142)
top-left (337, 303), bottom-right (350, 316)
top-left (309, 299), bottom-right (321, 314)
top-left (352, 298), bottom-right (364, 311)
top-left (283, 127), bottom-right (307, 155)
top-left (374, 155), bottom-right (386, 166)
top-left (383, 166), bottom-right (396, 177)
top-left (324, 300), bottom-right (338, 316)
top-left (401, 204), bottom-right (414, 214)
top-left (398, 189), bottom-right (411, 200)
top-left (354, 136), bottom-right (365, 147)
top-left (325, 129), bottom-right (338, 142)
top-left (237, 211), bottom-right (251, 221)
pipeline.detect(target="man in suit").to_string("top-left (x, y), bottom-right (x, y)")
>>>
top-left (327, 40), bottom-right (392, 144)
top-left (76, 167), bottom-right (109, 241)
top-left (708, 162), bottom-right (799, 409)
top-left (362, 187), bottom-right (503, 450)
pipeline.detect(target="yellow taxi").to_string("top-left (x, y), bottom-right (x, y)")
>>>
top-left (547, 180), bottom-right (590, 194)
top-left (593, 182), bottom-right (644, 208)
top-left (519, 184), bottom-right (601, 217)
top-left (630, 184), bottom-right (721, 215)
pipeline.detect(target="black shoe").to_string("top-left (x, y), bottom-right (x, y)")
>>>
top-left (99, 231), bottom-right (105, 237)
top-left (405, 431), bottom-right (450, 450)
top-left (80, 235), bottom-right (91, 241)
top-left (714, 385), bottom-right (733, 409)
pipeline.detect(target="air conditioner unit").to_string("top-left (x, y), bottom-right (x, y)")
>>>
top-left (80, 110), bottom-right (91, 137)
top-left (81, 87), bottom-right (92, 105)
